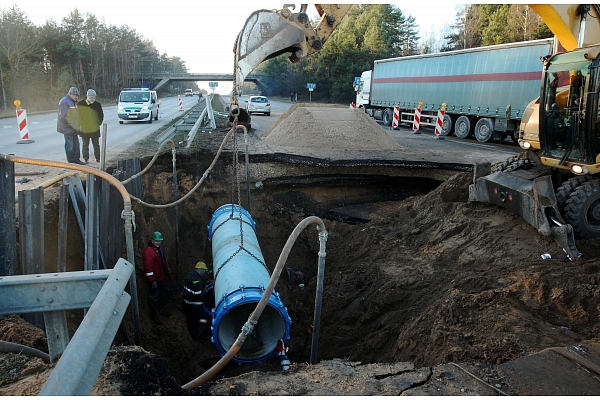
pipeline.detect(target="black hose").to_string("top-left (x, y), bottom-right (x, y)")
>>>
top-left (0, 340), bottom-right (51, 363)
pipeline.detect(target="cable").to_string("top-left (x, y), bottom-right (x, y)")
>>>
top-left (449, 362), bottom-right (509, 396)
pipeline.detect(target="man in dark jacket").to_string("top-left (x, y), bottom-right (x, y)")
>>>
top-left (143, 231), bottom-right (171, 324)
top-left (57, 87), bottom-right (85, 164)
top-left (77, 89), bottom-right (104, 164)
top-left (183, 261), bottom-right (214, 341)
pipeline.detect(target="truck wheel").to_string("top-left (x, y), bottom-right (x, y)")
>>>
top-left (382, 108), bottom-right (393, 126)
top-left (556, 175), bottom-right (595, 213)
top-left (119, 121), bottom-right (123, 124)
top-left (474, 118), bottom-right (494, 142)
top-left (454, 116), bottom-right (473, 138)
top-left (440, 114), bottom-right (454, 136)
top-left (563, 179), bottom-right (600, 238)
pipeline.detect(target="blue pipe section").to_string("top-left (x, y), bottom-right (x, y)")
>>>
top-left (207, 204), bottom-right (291, 364)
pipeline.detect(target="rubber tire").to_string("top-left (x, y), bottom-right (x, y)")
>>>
top-left (564, 179), bottom-right (600, 238)
top-left (148, 118), bottom-right (152, 124)
top-left (119, 121), bottom-right (123, 124)
top-left (555, 175), bottom-right (595, 213)
top-left (266, 112), bottom-right (270, 116)
top-left (474, 118), bottom-right (494, 142)
top-left (154, 110), bottom-right (159, 120)
top-left (440, 114), bottom-right (454, 136)
top-left (454, 116), bottom-right (473, 139)
top-left (382, 108), bottom-right (393, 126)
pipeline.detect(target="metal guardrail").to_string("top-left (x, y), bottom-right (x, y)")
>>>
top-left (0, 258), bottom-right (133, 395)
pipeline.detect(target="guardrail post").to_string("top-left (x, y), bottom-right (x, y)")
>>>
top-left (0, 159), bottom-right (17, 276)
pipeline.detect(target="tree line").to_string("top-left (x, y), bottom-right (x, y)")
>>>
top-left (0, 4), bottom-right (554, 113)
top-left (0, 6), bottom-right (187, 112)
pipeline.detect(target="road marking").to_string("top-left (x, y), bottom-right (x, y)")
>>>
top-left (31, 121), bottom-right (39, 124)
top-left (3, 125), bottom-right (12, 129)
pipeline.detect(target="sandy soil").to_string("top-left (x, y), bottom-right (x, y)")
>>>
top-left (2, 104), bottom-right (600, 395)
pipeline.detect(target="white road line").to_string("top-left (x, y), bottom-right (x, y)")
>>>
top-left (3, 126), bottom-right (13, 129)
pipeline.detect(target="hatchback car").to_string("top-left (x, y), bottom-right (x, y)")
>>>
top-left (246, 96), bottom-right (271, 116)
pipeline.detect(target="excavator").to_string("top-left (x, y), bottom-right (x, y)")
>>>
top-left (231, 4), bottom-right (600, 261)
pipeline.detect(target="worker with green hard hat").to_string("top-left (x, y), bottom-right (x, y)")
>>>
top-left (143, 231), bottom-right (172, 325)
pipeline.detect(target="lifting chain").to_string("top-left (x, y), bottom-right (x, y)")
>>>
top-left (212, 110), bottom-right (269, 281)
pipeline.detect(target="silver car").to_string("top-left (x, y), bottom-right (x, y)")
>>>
top-left (246, 96), bottom-right (271, 116)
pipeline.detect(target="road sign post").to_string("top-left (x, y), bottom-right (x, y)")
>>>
top-left (306, 83), bottom-right (316, 103)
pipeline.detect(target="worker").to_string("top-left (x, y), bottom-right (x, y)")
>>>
top-left (547, 103), bottom-right (567, 147)
top-left (183, 261), bottom-right (214, 341)
top-left (143, 231), bottom-right (171, 325)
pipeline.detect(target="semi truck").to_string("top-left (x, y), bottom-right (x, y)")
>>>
top-left (354, 38), bottom-right (555, 142)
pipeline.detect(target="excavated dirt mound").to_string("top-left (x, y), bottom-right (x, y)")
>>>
top-left (262, 104), bottom-right (402, 150)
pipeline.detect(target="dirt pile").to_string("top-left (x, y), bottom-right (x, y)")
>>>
top-left (262, 104), bottom-right (402, 150)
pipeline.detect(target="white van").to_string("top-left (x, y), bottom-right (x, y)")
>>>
top-left (117, 88), bottom-right (159, 124)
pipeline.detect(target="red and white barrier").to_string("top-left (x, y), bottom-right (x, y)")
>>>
top-left (349, 102), bottom-right (355, 109)
top-left (435, 109), bottom-right (444, 136)
top-left (392, 105), bottom-right (400, 128)
top-left (412, 103), bottom-right (422, 132)
top-left (16, 108), bottom-right (34, 144)
top-left (178, 96), bottom-right (183, 111)
top-left (434, 102), bottom-right (447, 139)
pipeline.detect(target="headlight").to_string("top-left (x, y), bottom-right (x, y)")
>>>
top-left (118, 106), bottom-right (124, 111)
top-left (571, 165), bottom-right (589, 175)
top-left (142, 105), bottom-right (148, 110)
top-left (519, 141), bottom-right (531, 149)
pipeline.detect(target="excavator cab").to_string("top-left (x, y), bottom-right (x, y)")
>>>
top-left (539, 46), bottom-right (600, 173)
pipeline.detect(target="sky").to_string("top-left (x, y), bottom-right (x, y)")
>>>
top-left (8, 2), bottom-right (464, 92)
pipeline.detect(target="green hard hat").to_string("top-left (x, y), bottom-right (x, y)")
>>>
top-left (152, 231), bottom-right (163, 241)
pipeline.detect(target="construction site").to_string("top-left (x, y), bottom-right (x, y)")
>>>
top-left (1, 100), bottom-right (600, 395)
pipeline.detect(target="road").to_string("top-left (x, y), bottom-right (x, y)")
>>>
top-left (0, 95), bottom-right (203, 162)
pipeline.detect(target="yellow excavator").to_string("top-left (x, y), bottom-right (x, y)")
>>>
top-left (472, 4), bottom-right (600, 260)
top-left (231, 4), bottom-right (600, 260)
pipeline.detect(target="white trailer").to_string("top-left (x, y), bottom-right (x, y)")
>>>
top-left (354, 38), bottom-right (555, 142)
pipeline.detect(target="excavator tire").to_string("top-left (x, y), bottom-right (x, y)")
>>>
top-left (563, 179), bottom-right (600, 238)
top-left (555, 175), bottom-right (595, 213)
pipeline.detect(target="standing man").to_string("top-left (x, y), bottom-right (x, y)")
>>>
top-left (143, 231), bottom-right (171, 325)
top-left (78, 89), bottom-right (104, 164)
top-left (183, 261), bottom-right (213, 341)
top-left (57, 87), bottom-right (84, 164)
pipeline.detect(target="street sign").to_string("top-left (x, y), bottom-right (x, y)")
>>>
top-left (306, 83), bottom-right (316, 89)
top-left (354, 77), bottom-right (361, 85)
top-left (209, 82), bottom-right (218, 88)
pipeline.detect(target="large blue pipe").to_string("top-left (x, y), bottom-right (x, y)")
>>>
top-left (207, 204), bottom-right (291, 364)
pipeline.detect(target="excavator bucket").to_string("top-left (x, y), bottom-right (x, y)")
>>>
top-left (233, 9), bottom-right (306, 96)
top-left (232, 5), bottom-right (353, 96)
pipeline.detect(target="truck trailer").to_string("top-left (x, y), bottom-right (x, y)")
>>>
top-left (355, 38), bottom-right (555, 142)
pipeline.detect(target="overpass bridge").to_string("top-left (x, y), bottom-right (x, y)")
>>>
top-left (151, 73), bottom-right (267, 93)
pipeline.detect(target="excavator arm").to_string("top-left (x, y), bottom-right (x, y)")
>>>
top-left (528, 4), bottom-right (600, 51)
top-left (232, 4), bottom-right (353, 96)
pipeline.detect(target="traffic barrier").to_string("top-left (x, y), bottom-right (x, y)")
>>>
top-left (434, 102), bottom-right (447, 140)
top-left (349, 102), bottom-right (355, 109)
top-left (412, 101), bottom-right (423, 134)
top-left (14, 100), bottom-right (34, 144)
top-left (178, 96), bottom-right (183, 111)
top-left (392, 105), bottom-right (400, 129)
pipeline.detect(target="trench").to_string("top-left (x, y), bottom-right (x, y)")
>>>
top-left (109, 149), bottom-right (454, 384)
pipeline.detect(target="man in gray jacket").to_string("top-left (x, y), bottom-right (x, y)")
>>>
top-left (57, 87), bottom-right (85, 164)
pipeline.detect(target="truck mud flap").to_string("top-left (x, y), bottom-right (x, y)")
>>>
top-left (469, 170), bottom-right (581, 260)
